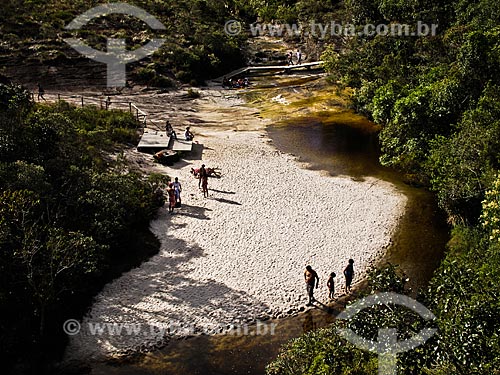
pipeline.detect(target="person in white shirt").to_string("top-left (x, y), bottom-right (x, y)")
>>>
top-left (173, 177), bottom-right (182, 205)
top-left (296, 49), bottom-right (302, 64)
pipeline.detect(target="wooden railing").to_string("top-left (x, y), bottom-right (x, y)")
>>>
top-left (47, 93), bottom-right (149, 126)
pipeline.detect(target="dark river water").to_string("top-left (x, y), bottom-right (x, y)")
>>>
top-left (85, 103), bottom-right (449, 375)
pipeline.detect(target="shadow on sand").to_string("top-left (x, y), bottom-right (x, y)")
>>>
top-left (173, 203), bottom-right (212, 220)
top-left (212, 197), bottom-right (241, 206)
top-left (62, 207), bottom-right (270, 367)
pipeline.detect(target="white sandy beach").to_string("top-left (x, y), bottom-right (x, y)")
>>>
top-left (62, 88), bottom-right (407, 362)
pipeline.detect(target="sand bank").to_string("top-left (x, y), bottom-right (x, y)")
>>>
top-left (64, 120), bottom-right (406, 361)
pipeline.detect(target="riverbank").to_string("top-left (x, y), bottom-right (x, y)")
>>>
top-left (63, 86), bottom-right (407, 363)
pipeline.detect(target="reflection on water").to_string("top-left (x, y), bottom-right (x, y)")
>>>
top-left (302, 311), bottom-right (316, 333)
top-left (86, 106), bottom-right (449, 375)
top-left (267, 117), bottom-right (391, 181)
top-left (90, 308), bottom-right (337, 375)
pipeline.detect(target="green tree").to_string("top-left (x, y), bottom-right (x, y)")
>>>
top-left (0, 190), bottom-right (102, 335)
top-left (426, 85), bottom-right (500, 220)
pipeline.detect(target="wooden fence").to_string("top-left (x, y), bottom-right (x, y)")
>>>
top-left (41, 93), bottom-right (149, 126)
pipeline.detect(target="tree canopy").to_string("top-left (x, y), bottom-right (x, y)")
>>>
top-left (0, 84), bottom-right (167, 373)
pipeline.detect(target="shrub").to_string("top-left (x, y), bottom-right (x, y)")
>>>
top-left (186, 88), bottom-right (201, 99)
top-left (150, 74), bottom-right (175, 88)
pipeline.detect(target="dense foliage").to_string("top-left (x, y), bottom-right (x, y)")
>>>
top-left (0, 83), bottom-right (167, 373)
top-left (268, 0), bottom-right (500, 373)
top-left (0, 0), bottom-right (345, 86)
top-left (322, 0), bottom-right (500, 222)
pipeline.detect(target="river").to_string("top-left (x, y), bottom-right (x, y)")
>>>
top-left (86, 78), bottom-right (449, 375)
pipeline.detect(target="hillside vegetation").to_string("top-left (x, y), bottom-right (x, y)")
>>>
top-left (0, 0), bottom-right (250, 86)
top-left (0, 0), bottom-right (348, 87)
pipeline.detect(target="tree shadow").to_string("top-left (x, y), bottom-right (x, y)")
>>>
top-left (168, 222), bottom-right (188, 230)
top-left (173, 204), bottom-right (212, 220)
top-left (65, 217), bottom-right (269, 363)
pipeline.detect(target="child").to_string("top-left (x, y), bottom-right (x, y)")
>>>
top-left (327, 272), bottom-right (336, 299)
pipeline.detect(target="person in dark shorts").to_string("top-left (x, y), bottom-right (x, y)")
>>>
top-left (37, 83), bottom-right (46, 101)
top-left (199, 164), bottom-right (208, 197)
top-left (327, 272), bottom-right (336, 300)
top-left (344, 259), bottom-right (354, 293)
top-left (304, 265), bottom-right (319, 306)
top-left (185, 126), bottom-right (194, 141)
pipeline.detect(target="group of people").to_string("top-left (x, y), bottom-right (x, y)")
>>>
top-left (287, 49), bottom-right (302, 65)
top-left (165, 120), bottom-right (195, 141)
top-left (165, 164), bottom-right (211, 213)
top-left (222, 77), bottom-right (250, 89)
top-left (304, 259), bottom-right (355, 306)
top-left (166, 177), bottom-right (182, 214)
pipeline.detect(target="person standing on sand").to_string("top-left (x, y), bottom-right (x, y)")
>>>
top-left (344, 259), bottom-right (354, 293)
top-left (199, 164), bottom-right (209, 198)
top-left (304, 265), bottom-right (319, 306)
top-left (327, 272), bottom-right (336, 300)
top-left (198, 164), bottom-right (206, 189)
top-left (167, 182), bottom-right (176, 214)
top-left (173, 177), bottom-right (182, 206)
